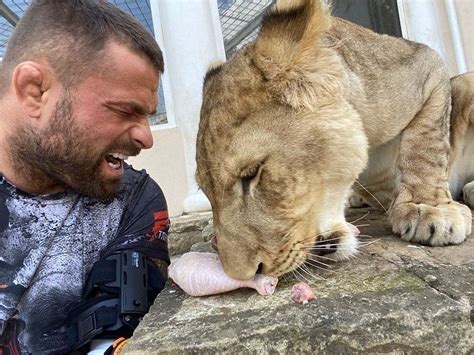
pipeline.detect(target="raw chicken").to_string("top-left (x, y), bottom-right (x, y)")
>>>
top-left (168, 252), bottom-right (278, 297)
top-left (291, 282), bottom-right (316, 304)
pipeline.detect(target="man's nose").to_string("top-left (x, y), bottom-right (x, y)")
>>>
top-left (129, 122), bottom-right (154, 149)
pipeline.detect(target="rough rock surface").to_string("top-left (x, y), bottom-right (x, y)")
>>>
top-left (124, 207), bottom-right (474, 354)
top-left (167, 212), bottom-right (213, 256)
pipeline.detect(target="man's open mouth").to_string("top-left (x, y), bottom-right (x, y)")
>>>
top-left (104, 152), bottom-right (129, 170)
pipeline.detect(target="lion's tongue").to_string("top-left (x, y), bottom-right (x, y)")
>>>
top-left (347, 222), bottom-right (360, 237)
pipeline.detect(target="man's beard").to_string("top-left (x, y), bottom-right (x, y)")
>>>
top-left (9, 91), bottom-right (140, 201)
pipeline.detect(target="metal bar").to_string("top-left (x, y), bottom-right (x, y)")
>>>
top-left (0, 1), bottom-right (19, 26)
top-left (224, 1), bottom-right (274, 55)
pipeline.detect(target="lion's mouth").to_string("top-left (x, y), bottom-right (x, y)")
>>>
top-left (311, 239), bottom-right (339, 256)
top-left (311, 222), bottom-right (360, 260)
top-left (209, 223), bottom-right (360, 277)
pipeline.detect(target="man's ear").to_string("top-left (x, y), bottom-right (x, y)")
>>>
top-left (12, 61), bottom-right (51, 119)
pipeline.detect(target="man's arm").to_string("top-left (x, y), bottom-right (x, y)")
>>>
top-left (107, 165), bottom-right (170, 266)
top-left (65, 166), bottom-right (171, 353)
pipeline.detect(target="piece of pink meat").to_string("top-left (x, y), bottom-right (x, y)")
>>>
top-left (291, 282), bottom-right (316, 304)
top-left (168, 252), bottom-right (278, 297)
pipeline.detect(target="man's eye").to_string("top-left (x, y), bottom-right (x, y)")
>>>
top-left (114, 109), bottom-right (132, 117)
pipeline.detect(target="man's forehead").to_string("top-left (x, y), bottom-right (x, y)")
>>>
top-left (98, 41), bottom-right (160, 80)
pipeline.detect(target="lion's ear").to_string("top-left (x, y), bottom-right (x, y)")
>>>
top-left (253, 0), bottom-right (342, 110)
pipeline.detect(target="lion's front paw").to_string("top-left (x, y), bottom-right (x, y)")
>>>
top-left (462, 181), bottom-right (474, 208)
top-left (390, 201), bottom-right (472, 246)
top-left (348, 194), bottom-right (368, 208)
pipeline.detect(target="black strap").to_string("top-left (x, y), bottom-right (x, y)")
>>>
top-left (85, 253), bottom-right (166, 299)
top-left (66, 251), bottom-right (166, 351)
top-left (66, 297), bottom-right (120, 349)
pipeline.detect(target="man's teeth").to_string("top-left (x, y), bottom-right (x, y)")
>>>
top-left (111, 153), bottom-right (129, 160)
top-left (108, 161), bottom-right (121, 169)
top-left (106, 153), bottom-right (128, 170)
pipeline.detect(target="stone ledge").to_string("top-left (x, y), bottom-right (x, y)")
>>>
top-left (168, 211), bottom-right (213, 256)
top-left (124, 208), bottom-right (474, 354)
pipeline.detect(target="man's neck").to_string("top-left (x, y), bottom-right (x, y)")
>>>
top-left (0, 100), bottom-right (66, 196)
top-left (0, 147), bottom-right (64, 196)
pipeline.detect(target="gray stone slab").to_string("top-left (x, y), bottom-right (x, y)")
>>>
top-left (168, 212), bottom-right (213, 256)
top-left (124, 207), bottom-right (474, 354)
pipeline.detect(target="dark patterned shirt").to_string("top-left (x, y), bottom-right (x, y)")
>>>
top-left (0, 165), bottom-right (169, 354)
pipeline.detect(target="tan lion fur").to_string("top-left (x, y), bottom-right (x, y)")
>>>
top-left (196, 0), bottom-right (473, 280)
top-left (449, 73), bottom-right (474, 206)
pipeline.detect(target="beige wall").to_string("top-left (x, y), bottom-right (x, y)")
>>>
top-left (455, 0), bottom-right (474, 72)
top-left (128, 127), bottom-right (188, 217)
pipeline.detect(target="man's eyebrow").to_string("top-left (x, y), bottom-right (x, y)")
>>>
top-left (106, 100), bottom-right (157, 116)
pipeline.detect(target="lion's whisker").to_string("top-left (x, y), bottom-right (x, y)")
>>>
top-left (357, 238), bottom-right (381, 247)
top-left (352, 248), bottom-right (372, 257)
top-left (348, 212), bottom-right (370, 224)
top-left (354, 180), bottom-right (388, 215)
top-left (299, 263), bottom-right (327, 280)
top-left (304, 255), bottom-right (333, 268)
top-left (307, 253), bottom-right (337, 262)
top-left (358, 234), bottom-right (378, 239)
top-left (280, 272), bottom-right (294, 284)
top-left (288, 270), bottom-right (299, 282)
top-left (293, 266), bottom-right (312, 283)
top-left (302, 230), bottom-right (344, 243)
top-left (354, 223), bottom-right (370, 228)
top-left (303, 244), bottom-right (340, 249)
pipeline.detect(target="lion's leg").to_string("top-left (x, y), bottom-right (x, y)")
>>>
top-left (389, 80), bottom-right (472, 246)
top-left (463, 181), bottom-right (474, 208)
top-left (349, 137), bottom-right (399, 210)
top-left (449, 72), bottom-right (474, 209)
top-left (347, 191), bottom-right (368, 208)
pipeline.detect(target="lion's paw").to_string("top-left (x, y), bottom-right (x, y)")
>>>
top-left (348, 194), bottom-right (368, 208)
top-left (462, 181), bottom-right (474, 208)
top-left (390, 201), bottom-right (472, 246)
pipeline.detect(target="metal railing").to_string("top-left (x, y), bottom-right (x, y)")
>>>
top-left (218, 0), bottom-right (274, 57)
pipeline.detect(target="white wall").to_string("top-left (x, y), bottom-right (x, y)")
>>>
top-left (398, 0), bottom-right (472, 76)
top-left (128, 128), bottom-right (188, 217)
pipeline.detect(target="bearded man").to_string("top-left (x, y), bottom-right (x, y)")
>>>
top-left (0, 1), bottom-right (169, 353)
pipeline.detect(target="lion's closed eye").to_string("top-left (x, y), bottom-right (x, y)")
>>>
top-left (241, 163), bottom-right (264, 198)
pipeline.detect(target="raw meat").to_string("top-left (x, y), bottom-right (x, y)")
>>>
top-left (291, 282), bottom-right (316, 304)
top-left (168, 252), bottom-right (278, 296)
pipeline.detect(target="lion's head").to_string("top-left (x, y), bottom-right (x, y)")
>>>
top-left (196, 0), bottom-right (368, 280)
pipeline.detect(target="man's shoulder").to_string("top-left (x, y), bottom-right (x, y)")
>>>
top-left (123, 163), bottom-right (149, 184)
top-left (122, 164), bottom-right (158, 189)
top-left (121, 163), bottom-right (166, 204)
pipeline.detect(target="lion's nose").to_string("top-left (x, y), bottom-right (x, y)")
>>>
top-left (213, 226), bottom-right (263, 280)
top-left (220, 255), bottom-right (261, 280)
top-left (218, 244), bottom-right (261, 280)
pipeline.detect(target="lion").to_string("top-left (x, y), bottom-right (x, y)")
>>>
top-left (196, 0), bottom-right (473, 280)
